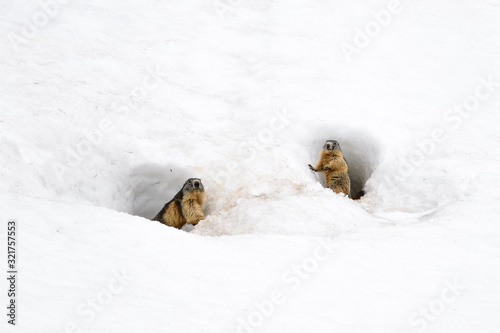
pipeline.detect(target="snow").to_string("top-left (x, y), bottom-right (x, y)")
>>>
top-left (1, 0), bottom-right (500, 332)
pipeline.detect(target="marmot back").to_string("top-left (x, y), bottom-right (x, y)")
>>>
top-left (308, 140), bottom-right (351, 197)
top-left (153, 178), bottom-right (206, 229)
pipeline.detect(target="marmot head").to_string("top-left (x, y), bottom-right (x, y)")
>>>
top-left (323, 140), bottom-right (342, 152)
top-left (182, 178), bottom-right (204, 194)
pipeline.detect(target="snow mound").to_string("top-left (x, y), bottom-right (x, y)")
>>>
top-left (189, 126), bottom-right (384, 237)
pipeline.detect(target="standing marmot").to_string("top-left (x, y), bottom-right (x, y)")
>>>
top-left (308, 140), bottom-right (351, 197)
top-left (153, 178), bottom-right (206, 229)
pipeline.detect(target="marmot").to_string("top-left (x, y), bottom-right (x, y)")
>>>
top-left (308, 140), bottom-right (351, 197)
top-left (153, 178), bottom-right (206, 229)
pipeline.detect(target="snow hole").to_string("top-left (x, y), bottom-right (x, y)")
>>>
top-left (128, 163), bottom-right (197, 222)
top-left (308, 126), bottom-right (381, 196)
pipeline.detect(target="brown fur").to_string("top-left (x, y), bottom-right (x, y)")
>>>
top-left (153, 179), bottom-right (206, 229)
top-left (180, 191), bottom-right (206, 225)
top-left (309, 142), bottom-right (351, 197)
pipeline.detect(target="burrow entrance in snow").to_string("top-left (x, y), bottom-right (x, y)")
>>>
top-left (127, 163), bottom-right (200, 221)
top-left (308, 126), bottom-right (381, 196)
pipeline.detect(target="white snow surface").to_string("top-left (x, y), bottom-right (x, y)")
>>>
top-left (1, 0), bottom-right (500, 332)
